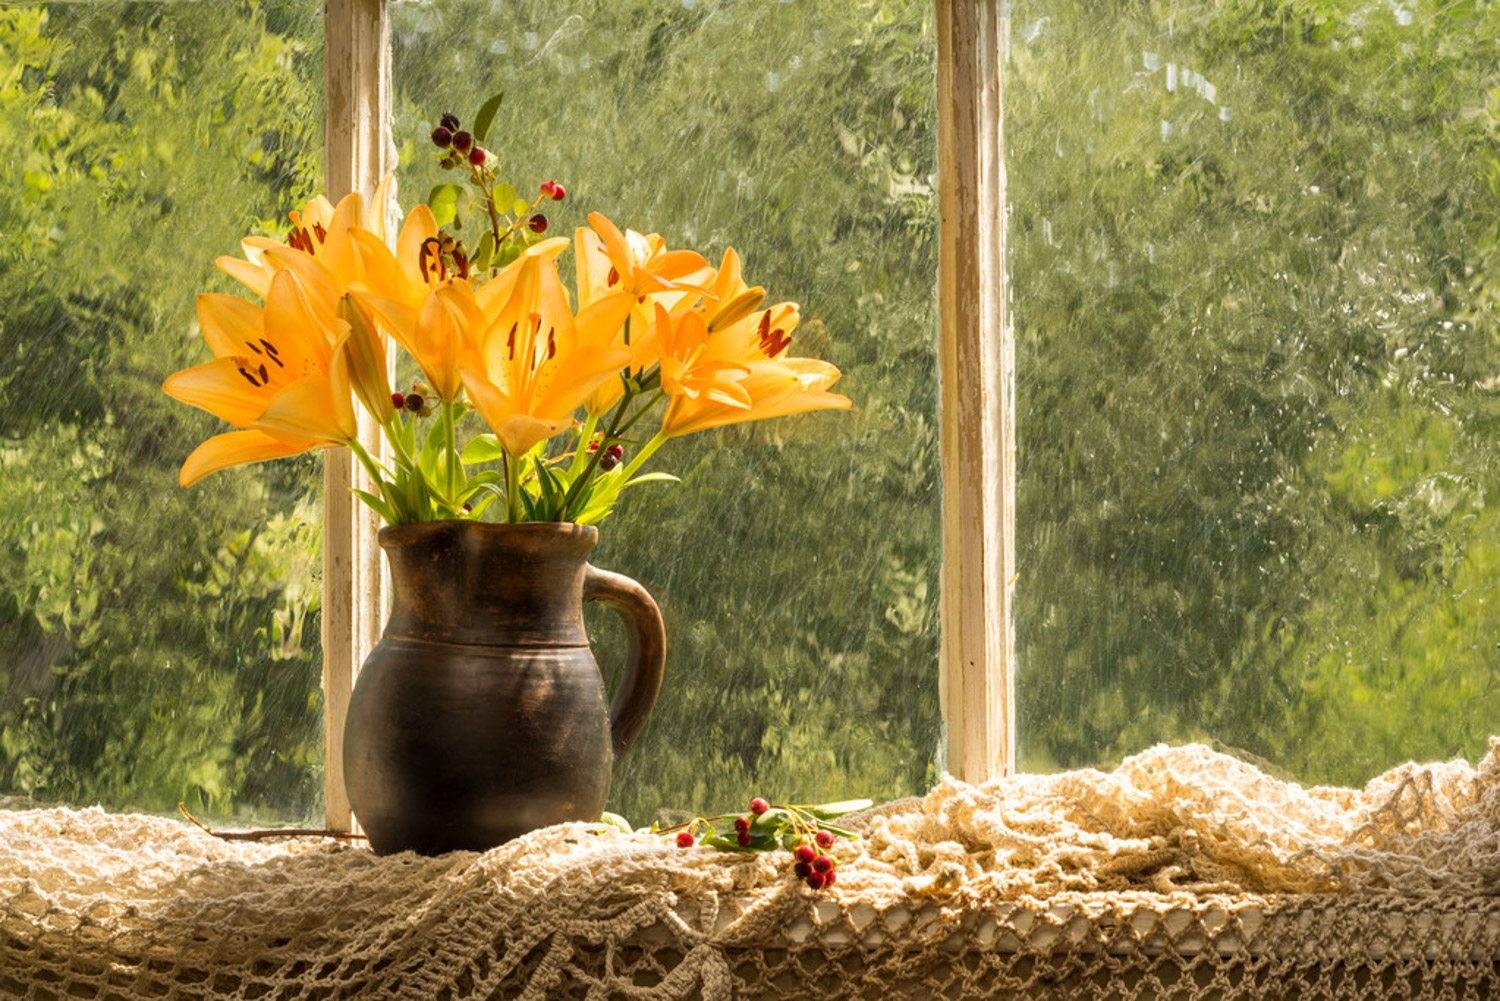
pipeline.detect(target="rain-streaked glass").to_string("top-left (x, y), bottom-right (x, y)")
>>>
top-left (1010, 0), bottom-right (1500, 782)
top-left (0, 2), bottom-right (326, 823)
top-left (391, 0), bottom-right (941, 826)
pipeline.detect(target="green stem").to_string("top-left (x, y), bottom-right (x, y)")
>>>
top-left (613, 391), bottom-right (665, 439)
top-left (505, 451), bottom-right (523, 523)
top-left (443, 399), bottom-right (459, 510)
top-left (568, 412), bottom-right (599, 479)
top-left (347, 438), bottom-right (390, 496)
top-left (379, 414), bottom-right (416, 470)
top-left (558, 379), bottom-right (637, 519)
top-left (618, 431), bottom-right (668, 482)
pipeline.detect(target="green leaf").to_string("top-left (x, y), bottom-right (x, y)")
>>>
top-left (457, 470), bottom-right (502, 501)
top-left (816, 822), bottom-right (860, 839)
top-left (807, 799), bottom-right (873, 820)
top-left (472, 91), bottom-right (505, 144)
top-left (620, 472), bottom-right (681, 492)
top-left (512, 198), bottom-right (533, 218)
top-left (471, 231), bottom-right (495, 273)
top-left (599, 811), bottom-right (633, 835)
top-left (532, 455), bottom-right (564, 517)
top-left (427, 184), bottom-right (464, 228)
top-left (351, 488), bottom-right (395, 525)
top-left (493, 182), bottom-right (517, 213)
top-left (749, 807), bottom-right (787, 837)
top-left (461, 433), bottom-right (506, 465)
top-left (404, 464), bottom-right (434, 522)
top-left (702, 835), bottom-right (749, 851)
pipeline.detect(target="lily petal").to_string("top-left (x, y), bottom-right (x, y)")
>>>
top-left (179, 429), bottom-right (322, 488)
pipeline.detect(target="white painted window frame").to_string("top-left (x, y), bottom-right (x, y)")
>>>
top-left (318, 0), bottom-right (1013, 829)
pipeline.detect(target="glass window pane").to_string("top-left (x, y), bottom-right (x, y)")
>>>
top-left (1010, 0), bottom-right (1500, 780)
top-left (391, 0), bottom-right (940, 825)
top-left (0, 1), bottom-right (326, 822)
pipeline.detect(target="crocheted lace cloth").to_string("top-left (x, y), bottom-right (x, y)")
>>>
top-left (4, 741), bottom-right (1500, 1000)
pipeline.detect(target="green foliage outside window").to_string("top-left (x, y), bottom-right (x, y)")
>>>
top-left (0, 1), bottom-right (326, 820)
top-left (1011, 0), bottom-right (1500, 782)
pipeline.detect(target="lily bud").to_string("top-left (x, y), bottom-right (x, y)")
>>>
top-left (707, 286), bottom-right (766, 333)
top-left (337, 296), bottom-right (394, 421)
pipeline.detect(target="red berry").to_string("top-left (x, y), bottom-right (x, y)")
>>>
top-left (794, 845), bottom-right (817, 863)
top-left (815, 830), bottom-right (835, 848)
top-left (431, 126), bottom-right (453, 148)
top-left (461, 503), bottom-right (473, 513)
top-left (528, 213), bottom-right (549, 233)
top-left (606, 444), bottom-right (624, 459)
top-left (824, 870), bottom-right (837, 886)
top-left (391, 392), bottom-right (406, 409)
top-left (540, 180), bottom-right (566, 201)
top-left (451, 130), bottom-right (473, 152)
top-left (805, 871), bottom-right (828, 890)
top-left (468, 147), bottom-right (487, 167)
top-left (749, 798), bottom-right (770, 815)
top-left (404, 393), bottom-right (425, 413)
top-left (812, 855), bottom-right (833, 873)
top-left (598, 453), bottom-right (620, 472)
top-left (733, 817), bottom-right (750, 833)
top-left (736, 830), bottom-right (752, 847)
top-left (675, 832), bottom-right (695, 848)
top-left (793, 862), bottom-right (812, 878)
top-left (440, 113), bottom-right (460, 131)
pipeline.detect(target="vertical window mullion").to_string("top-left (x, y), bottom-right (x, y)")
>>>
top-left (321, 0), bottom-right (392, 833)
top-left (937, 0), bottom-right (1014, 783)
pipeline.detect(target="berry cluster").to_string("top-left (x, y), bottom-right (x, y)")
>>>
top-left (664, 795), bottom-right (865, 893)
top-left (390, 384), bottom-right (434, 418)
top-left (429, 105), bottom-right (566, 251)
top-left (585, 437), bottom-right (627, 471)
top-left (431, 112), bottom-right (488, 169)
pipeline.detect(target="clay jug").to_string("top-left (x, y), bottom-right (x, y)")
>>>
top-left (342, 520), bottom-right (664, 855)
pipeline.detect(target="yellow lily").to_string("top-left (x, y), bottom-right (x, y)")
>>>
top-left (164, 270), bottom-right (358, 486)
top-left (700, 247), bottom-right (767, 333)
top-left (354, 238), bottom-right (571, 403)
top-left (661, 355), bottom-right (850, 438)
top-left (658, 297), bottom-right (848, 437)
top-left (654, 302), bottom-right (751, 408)
top-left (217, 176), bottom-right (392, 309)
top-left (576, 215), bottom-right (713, 415)
top-left (460, 255), bottom-right (635, 457)
top-left (577, 211), bottom-right (712, 304)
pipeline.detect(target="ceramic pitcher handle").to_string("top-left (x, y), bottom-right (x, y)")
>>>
top-left (583, 565), bottom-right (666, 772)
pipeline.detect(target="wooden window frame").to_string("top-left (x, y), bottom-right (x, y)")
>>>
top-left (318, 0), bottom-right (1013, 828)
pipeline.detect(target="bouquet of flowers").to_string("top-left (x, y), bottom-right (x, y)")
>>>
top-left (164, 98), bottom-right (849, 525)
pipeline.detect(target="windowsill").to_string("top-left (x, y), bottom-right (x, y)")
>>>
top-left (5, 741), bottom-right (1499, 998)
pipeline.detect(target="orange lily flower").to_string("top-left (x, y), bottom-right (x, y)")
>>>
top-left (354, 238), bottom-right (571, 403)
top-left (217, 177), bottom-right (393, 312)
top-left (578, 211), bottom-right (712, 304)
top-left (576, 214), bottom-right (713, 415)
top-left (661, 356), bottom-right (850, 438)
top-left (654, 302), bottom-right (751, 409)
top-left (658, 296), bottom-right (848, 437)
top-left (164, 271), bottom-right (358, 486)
top-left (460, 255), bottom-right (635, 457)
